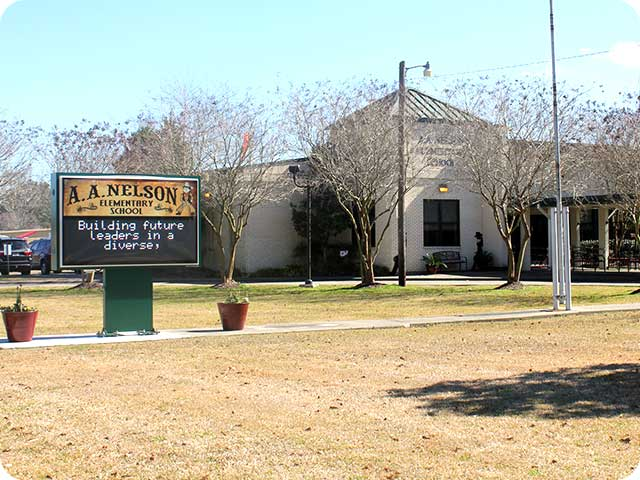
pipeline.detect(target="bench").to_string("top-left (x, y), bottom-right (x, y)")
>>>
top-left (433, 251), bottom-right (468, 272)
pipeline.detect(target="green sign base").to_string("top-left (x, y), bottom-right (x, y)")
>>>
top-left (100, 268), bottom-right (155, 336)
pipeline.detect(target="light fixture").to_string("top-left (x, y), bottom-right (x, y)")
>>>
top-left (438, 184), bottom-right (449, 193)
top-left (423, 62), bottom-right (432, 77)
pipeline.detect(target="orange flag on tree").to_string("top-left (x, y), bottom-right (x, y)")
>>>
top-left (240, 132), bottom-right (251, 160)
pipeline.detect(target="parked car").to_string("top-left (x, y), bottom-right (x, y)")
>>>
top-left (30, 238), bottom-right (53, 274)
top-left (0, 238), bottom-right (32, 275)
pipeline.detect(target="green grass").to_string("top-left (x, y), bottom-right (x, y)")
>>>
top-left (0, 283), bottom-right (638, 335)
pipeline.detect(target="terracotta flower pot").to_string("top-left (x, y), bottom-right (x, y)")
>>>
top-left (217, 303), bottom-right (248, 331)
top-left (2, 310), bottom-right (38, 342)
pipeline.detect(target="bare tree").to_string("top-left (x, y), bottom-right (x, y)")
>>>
top-left (0, 118), bottom-right (30, 200)
top-left (0, 177), bottom-right (50, 230)
top-left (287, 81), bottom-right (432, 286)
top-left (585, 95), bottom-right (640, 249)
top-left (127, 87), bottom-right (287, 285)
top-left (448, 80), bottom-right (584, 286)
top-left (38, 120), bottom-right (125, 174)
top-left (0, 116), bottom-right (44, 229)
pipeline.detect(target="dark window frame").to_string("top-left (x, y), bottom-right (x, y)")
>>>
top-left (423, 199), bottom-right (460, 247)
top-left (579, 208), bottom-right (598, 242)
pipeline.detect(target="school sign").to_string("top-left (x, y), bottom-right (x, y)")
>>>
top-left (51, 173), bottom-right (201, 335)
top-left (54, 174), bottom-right (200, 268)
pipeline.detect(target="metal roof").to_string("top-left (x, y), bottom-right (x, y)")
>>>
top-left (386, 88), bottom-right (478, 123)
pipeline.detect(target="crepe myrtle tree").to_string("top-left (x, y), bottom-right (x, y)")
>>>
top-left (448, 79), bottom-right (585, 287)
top-left (287, 80), bottom-right (432, 287)
top-left (124, 87), bottom-right (288, 286)
top-left (201, 134), bottom-right (288, 287)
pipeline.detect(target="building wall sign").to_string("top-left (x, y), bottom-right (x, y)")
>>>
top-left (425, 159), bottom-right (455, 168)
top-left (52, 174), bottom-right (200, 268)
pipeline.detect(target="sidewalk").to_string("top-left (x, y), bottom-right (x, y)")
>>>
top-left (3, 302), bottom-right (640, 350)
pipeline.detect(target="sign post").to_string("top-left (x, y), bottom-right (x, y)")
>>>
top-left (3, 243), bottom-right (11, 274)
top-left (52, 173), bottom-right (200, 335)
top-left (103, 268), bottom-right (153, 335)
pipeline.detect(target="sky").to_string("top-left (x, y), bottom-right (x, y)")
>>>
top-left (0, 0), bottom-right (639, 130)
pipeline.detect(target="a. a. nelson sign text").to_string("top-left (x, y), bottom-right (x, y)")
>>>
top-left (54, 174), bottom-right (200, 268)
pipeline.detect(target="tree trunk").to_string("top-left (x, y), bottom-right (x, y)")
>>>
top-left (360, 253), bottom-right (376, 286)
top-left (355, 226), bottom-right (376, 287)
top-left (513, 216), bottom-right (531, 284)
top-left (495, 211), bottom-right (530, 286)
top-left (505, 238), bottom-right (518, 284)
top-left (222, 236), bottom-right (240, 286)
top-left (513, 237), bottom-right (530, 283)
top-left (211, 228), bottom-right (227, 282)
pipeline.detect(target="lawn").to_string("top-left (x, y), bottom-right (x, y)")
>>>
top-left (0, 283), bottom-right (638, 335)
top-left (0, 311), bottom-right (639, 479)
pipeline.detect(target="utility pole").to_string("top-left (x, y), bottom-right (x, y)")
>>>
top-left (289, 164), bottom-right (314, 287)
top-left (305, 182), bottom-right (313, 287)
top-left (397, 60), bottom-right (430, 287)
top-left (549, 0), bottom-right (571, 310)
top-left (397, 60), bottom-right (407, 287)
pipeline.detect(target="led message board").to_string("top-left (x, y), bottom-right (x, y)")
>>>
top-left (53, 174), bottom-right (200, 268)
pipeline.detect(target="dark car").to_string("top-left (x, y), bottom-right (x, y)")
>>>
top-left (30, 238), bottom-right (53, 274)
top-left (0, 238), bottom-right (32, 275)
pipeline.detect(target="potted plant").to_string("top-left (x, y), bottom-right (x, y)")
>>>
top-left (217, 289), bottom-right (249, 331)
top-left (423, 253), bottom-right (448, 274)
top-left (474, 250), bottom-right (494, 270)
top-left (2, 286), bottom-right (38, 342)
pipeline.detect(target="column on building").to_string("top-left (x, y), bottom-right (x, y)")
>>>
top-left (598, 206), bottom-right (609, 270)
top-left (569, 207), bottom-right (580, 250)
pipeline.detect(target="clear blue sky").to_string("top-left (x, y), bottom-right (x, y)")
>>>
top-left (0, 0), bottom-right (639, 129)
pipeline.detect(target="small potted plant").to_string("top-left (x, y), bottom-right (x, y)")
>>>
top-left (474, 250), bottom-right (494, 271)
top-left (217, 289), bottom-right (249, 331)
top-left (423, 253), bottom-right (448, 274)
top-left (2, 285), bottom-right (38, 342)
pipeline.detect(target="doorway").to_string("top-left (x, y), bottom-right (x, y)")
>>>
top-left (530, 213), bottom-right (549, 267)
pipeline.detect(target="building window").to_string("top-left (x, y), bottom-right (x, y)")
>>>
top-left (579, 208), bottom-right (598, 241)
top-left (423, 199), bottom-right (460, 246)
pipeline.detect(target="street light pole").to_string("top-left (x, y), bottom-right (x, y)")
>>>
top-left (549, 0), bottom-right (571, 310)
top-left (398, 61), bottom-right (407, 287)
top-left (397, 60), bottom-right (431, 287)
top-left (305, 182), bottom-right (312, 286)
top-left (289, 164), bottom-right (314, 287)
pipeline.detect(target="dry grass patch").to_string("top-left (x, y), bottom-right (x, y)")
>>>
top-left (0, 311), bottom-right (639, 479)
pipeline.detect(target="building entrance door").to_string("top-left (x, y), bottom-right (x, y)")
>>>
top-left (530, 213), bottom-right (549, 267)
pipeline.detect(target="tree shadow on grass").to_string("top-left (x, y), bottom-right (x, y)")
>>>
top-left (388, 363), bottom-right (640, 419)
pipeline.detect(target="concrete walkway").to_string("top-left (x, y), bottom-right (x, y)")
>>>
top-left (3, 302), bottom-right (640, 350)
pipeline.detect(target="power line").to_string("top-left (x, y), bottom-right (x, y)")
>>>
top-left (433, 49), bottom-right (611, 79)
